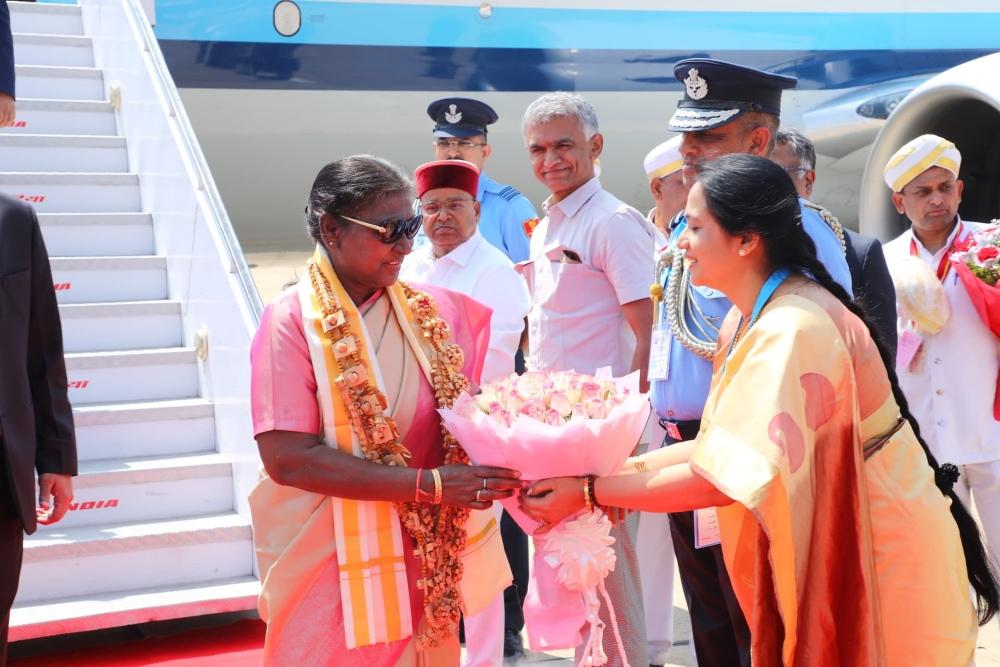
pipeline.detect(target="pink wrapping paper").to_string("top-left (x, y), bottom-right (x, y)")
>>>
top-left (438, 371), bottom-right (650, 651)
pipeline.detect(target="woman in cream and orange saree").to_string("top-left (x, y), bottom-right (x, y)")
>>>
top-left (248, 155), bottom-right (523, 666)
top-left (522, 154), bottom-right (999, 666)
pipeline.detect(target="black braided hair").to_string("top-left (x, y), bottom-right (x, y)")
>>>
top-left (697, 153), bottom-right (999, 624)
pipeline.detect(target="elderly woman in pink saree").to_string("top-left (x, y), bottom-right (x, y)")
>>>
top-left (249, 155), bottom-right (522, 666)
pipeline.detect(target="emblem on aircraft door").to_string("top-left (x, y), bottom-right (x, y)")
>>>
top-left (445, 104), bottom-right (463, 123)
top-left (685, 68), bottom-right (708, 100)
top-left (273, 1), bottom-right (302, 37)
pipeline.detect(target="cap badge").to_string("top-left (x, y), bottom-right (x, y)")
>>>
top-left (445, 104), bottom-right (463, 124)
top-left (684, 68), bottom-right (708, 100)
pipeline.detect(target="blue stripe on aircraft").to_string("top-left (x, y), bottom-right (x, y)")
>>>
top-left (158, 42), bottom-right (991, 92)
top-left (152, 2), bottom-right (1000, 52)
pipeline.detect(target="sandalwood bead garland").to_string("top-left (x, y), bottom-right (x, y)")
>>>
top-left (308, 260), bottom-right (473, 649)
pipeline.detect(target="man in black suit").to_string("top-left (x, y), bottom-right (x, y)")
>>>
top-left (0, 193), bottom-right (77, 665)
top-left (1, 1), bottom-right (17, 128)
top-left (773, 128), bottom-right (898, 362)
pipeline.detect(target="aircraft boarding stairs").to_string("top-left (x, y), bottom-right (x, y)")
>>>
top-left (2, 0), bottom-right (262, 640)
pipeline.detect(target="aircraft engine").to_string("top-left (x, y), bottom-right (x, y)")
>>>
top-left (859, 52), bottom-right (1000, 241)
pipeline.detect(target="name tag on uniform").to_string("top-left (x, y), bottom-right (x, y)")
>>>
top-left (648, 324), bottom-right (671, 381)
top-left (694, 507), bottom-right (722, 549)
top-left (897, 329), bottom-right (923, 372)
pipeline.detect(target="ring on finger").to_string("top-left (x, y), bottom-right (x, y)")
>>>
top-left (475, 489), bottom-right (483, 502)
top-left (482, 477), bottom-right (489, 490)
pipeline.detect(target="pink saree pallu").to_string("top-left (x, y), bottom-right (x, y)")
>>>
top-left (249, 246), bottom-right (509, 666)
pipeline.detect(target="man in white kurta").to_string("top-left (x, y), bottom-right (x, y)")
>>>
top-left (881, 134), bottom-right (1000, 568)
top-left (401, 159), bottom-right (530, 667)
top-left (521, 92), bottom-right (653, 667)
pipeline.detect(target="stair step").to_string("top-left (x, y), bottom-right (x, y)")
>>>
top-left (0, 134), bottom-right (128, 173)
top-left (40, 213), bottom-right (154, 257)
top-left (15, 65), bottom-right (105, 102)
top-left (65, 347), bottom-right (199, 405)
top-left (18, 514), bottom-right (253, 604)
top-left (59, 300), bottom-right (183, 353)
top-left (74, 398), bottom-right (216, 462)
top-left (35, 453), bottom-right (235, 532)
top-left (50, 255), bottom-right (166, 304)
top-left (13, 33), bottom-right (95, 67)
top-left (9, 1), bottom-right (84, 37)
top-left (9, 576), bottom-right (260, 642)
top-left (0, 99), bottom-right (117, 136)
top-left (0, 172), bottom-right (140, 213)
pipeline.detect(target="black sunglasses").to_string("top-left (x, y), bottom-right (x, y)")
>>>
top-left (340, 214), bottom-right (422, 244)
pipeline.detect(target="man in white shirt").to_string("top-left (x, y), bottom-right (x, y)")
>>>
top-left (521, 92), bottom-right (652, 667)
top-left (643, 135), bottom-right (687, 252)
top-left (882, 134), bottom-right (1000, 567)
top-left (521, 92), bottom-right (654, 385)
top-left (400, 159), bottom-right (530, 666)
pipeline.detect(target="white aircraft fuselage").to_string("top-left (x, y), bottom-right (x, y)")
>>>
top-left (147, 0), bottom-right (1000, 248)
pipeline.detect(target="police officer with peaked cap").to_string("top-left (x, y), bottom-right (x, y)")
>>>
top-left (649, 58), bottom-right (854, 667)
top-left (427, 97), bottom-right (537, 264)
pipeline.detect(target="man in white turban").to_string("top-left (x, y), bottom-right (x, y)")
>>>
top-left (643, 135), bottom-right (687, 250)
top-left (882, 133), bottom-right (1000, 570)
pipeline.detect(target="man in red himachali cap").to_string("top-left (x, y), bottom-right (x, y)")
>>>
top-left (414, 160), bottom-right (482, 256)
top-left (403, 159), bottom-right (532, 667)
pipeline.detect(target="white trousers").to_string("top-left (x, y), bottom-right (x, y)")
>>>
top-left (954, 459), bottom-right (1000, 571)
top-left (636, 416), bottom-right (675, 665)
top-left (462, 502), bottom-right (505, 667)
top-left (637, 510), bottom-right (675, 665)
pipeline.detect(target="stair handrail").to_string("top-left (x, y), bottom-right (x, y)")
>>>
top-left (115, 0), bottom-right (264, 323)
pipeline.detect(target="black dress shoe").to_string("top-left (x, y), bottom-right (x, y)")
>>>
top-left (503, 629), bottom-right (525, 658)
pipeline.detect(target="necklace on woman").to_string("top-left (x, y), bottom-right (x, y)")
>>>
top-left (723, 267), bottom-right (792, 371)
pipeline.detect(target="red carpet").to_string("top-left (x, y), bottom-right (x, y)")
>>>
top-left (10, 619), bottom-right (265, 666)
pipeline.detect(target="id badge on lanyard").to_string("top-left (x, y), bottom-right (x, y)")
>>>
top-left (648, 322), bottom-right (672, 381)
top-left (897, 328), bottom-right (924, 372)
top-left (695, 507), bottom-right (722, 549)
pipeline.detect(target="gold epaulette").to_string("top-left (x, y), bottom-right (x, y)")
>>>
top-left (801, 198), bottom-right (847, 255)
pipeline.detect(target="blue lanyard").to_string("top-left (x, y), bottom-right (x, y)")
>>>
top-left (749, 267), bottom-right (791, 324)
top-left (726, 267), bottom-right (791, 360)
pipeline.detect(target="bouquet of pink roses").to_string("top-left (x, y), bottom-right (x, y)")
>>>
top-left (439, 368), bottom-right (649, 662)
top-left (951, 221), bottom-right (1000, 419)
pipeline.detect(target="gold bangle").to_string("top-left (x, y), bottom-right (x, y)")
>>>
top-left (583, 476), bottom-right (594, 513)
top-left (431, 468), bottom-right (443, 505)
top-left (634, 459), bottom-right (648, 474)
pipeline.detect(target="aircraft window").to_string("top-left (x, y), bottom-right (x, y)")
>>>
top-left (274, 1), bottom-right (302, 37)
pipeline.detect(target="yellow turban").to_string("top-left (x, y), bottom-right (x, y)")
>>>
top-left (883, 134), bottom-right (961, 193)
top-left (644, 135), bottom-right (683, 181)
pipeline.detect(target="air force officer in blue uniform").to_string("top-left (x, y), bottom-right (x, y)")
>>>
top-left (427, 98), bottom-right (537, 263)
top-left (426, 97), bottom-right (536, 658)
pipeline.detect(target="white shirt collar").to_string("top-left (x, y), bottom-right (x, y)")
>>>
top-left (910, 216), bottom-right (965, 260)
top-left (431, 229), bottom-right (483, 268)
top-left (542, 176), bottom-right (602, 219)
